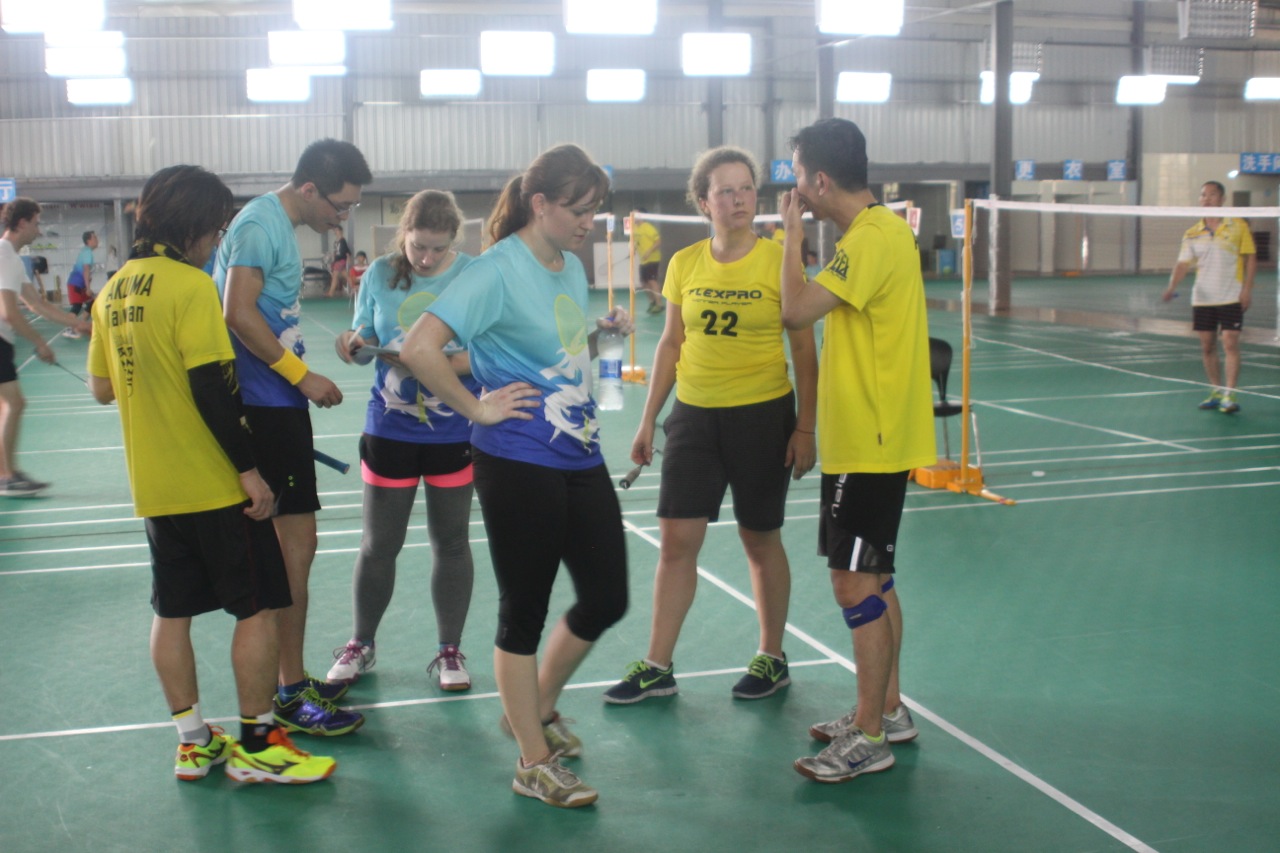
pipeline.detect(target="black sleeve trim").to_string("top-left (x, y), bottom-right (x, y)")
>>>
top-left (188, 360), bottom-right (256, 474)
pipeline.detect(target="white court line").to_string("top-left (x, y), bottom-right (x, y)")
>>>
top-left (990, 466), bottom-right (1280, 491)
top-left (0, 660), bottom-right (840, 744)
top-left (624, 520), bottom-right (1159, 853)
top-left (976, 401), bottom-right (1201, 452)
top-left (974, 334), bottom-right (1280, 404)
top-left (981, 443), bottom-right (1280, 470)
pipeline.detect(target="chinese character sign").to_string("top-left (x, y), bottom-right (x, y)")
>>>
top-left (1106, 160), bottom-right (1127, 181)
top-left (1241, 153), bottom-right (1280, 174)
top-left (771, 160), bottom-right (795, 183)
top-left (1014, 160), bottom-right (1036, 181)
top-left (1063, 160), bottom-right (1084, 181)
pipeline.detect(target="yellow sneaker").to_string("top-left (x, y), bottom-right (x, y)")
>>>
top-left (225, 728), bottom-right (336, 784)
top-left (174, 726), bottom-right (231, 781)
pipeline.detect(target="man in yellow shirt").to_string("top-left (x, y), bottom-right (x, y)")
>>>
top-left (632, 210), bottom-right (664, 313)
top-left (779, 118), bottom-right (935, 785)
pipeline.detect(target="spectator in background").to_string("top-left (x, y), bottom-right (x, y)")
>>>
top-left (0, 198), bottom-right (91, 496)
top-left (64, 229), bottom-right (98, 338)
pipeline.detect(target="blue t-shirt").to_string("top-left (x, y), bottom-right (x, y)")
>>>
top-left (428, 234), bottom-right (601, 470)
top-left (213, 193), bottom-right (306, 409)
top-left (353, 252), bottom-right (481, 444)
top-left (68, 246), bottom-right (94, 287)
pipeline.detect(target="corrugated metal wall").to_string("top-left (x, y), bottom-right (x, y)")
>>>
top-left (2, 10), bottom-right (1280, 184)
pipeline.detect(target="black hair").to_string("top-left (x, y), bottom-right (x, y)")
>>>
top-left (291, 138), bottom-right (373, 195)
top-left (133, 165), bottom-right (234, 262)
top-left (789, 118), bottom-right (869, 192)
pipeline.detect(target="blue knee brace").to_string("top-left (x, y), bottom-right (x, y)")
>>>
top-left (881, 577), bottom-right (894, 594)
top-left (842, 594), bottom-right (887, 629)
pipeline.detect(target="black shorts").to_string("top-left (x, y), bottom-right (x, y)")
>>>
top-left (657, 392), bottom-right (796, 531)
top-left (359, 433), bottom-right (473, 487)
top-left (145, 502), bottom-right (292, 619)
top-left (0, 338), bottom-right (15, 383)
top-left (242, 405), bottom-right (320, 515)
top-left (819, 471), bottom-right (910, 573)
top-left (1192, 303), bottom-right (1244, 332)
top-left (640, 262), bottom-right (660, 284)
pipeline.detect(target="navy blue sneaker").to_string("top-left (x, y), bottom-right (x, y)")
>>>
top-left (274, 687), bottom-right (364, 736)
top-left (307, 672), bottom-right (350, 702)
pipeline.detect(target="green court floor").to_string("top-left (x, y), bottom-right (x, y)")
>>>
top-left (2, 288), bottom-right (1277, 852)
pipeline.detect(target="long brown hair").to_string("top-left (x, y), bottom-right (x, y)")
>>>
top-left (486, 144), bottom-right (609, 246)
top-left (388, 190), bottom-right (464, 290)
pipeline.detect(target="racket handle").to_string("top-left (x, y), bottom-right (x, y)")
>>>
top-left (313, 449), bottom-right (351, 475)
top-left (619, 464), bottom-right (644, 489)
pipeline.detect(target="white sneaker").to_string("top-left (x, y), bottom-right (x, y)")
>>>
top-left (427, 644), bottom-right (471, 691)
top-left (62, 328), bottom-right (81, 339)
top-left (326, 640), bottom-right (375, 684)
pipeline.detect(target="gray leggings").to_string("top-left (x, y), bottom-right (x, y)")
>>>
top-left (350, 480), bottom-right (475, 646)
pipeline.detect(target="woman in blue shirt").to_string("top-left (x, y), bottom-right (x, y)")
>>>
top-left (402, 144), bottom-right (630, 809)
top-left (326, 190), bottom-right (480, 694)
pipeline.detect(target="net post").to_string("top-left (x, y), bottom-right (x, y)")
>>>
top-left (624, 210), bottom-right (647, 383)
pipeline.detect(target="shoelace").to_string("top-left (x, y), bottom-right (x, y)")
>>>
top-left (531, 751), bottom-right (577, 785)
top-left (267, 728), bottom-right (309, 757)
top-left (428, 647), bottom-right (466, 675)
top-left (334, 643), bottom-right (369, 665)
top-left (746, 655), bottom-right (775, 678)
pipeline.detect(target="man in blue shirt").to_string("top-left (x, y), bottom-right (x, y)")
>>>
top-left (214, 139), bottom-right (372, 736)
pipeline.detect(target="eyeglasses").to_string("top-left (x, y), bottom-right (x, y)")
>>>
top-left (320, 191), bottom-right (360, 215)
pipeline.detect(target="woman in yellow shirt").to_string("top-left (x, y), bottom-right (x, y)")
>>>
top-left (604, 146), bottom-right (817, 704)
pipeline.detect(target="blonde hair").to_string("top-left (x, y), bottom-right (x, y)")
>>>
top-left (687, 146), bottom-right (759, 218)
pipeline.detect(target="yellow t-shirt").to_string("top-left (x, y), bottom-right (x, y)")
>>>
top-left (770, 226), bottom-right (786, 245)
top-left (813, 205), bottom-right (935, 474)
top-left (88, 253), bottom-right (247, 517)
top-left (633, 220), bottom-right (661, 263)
top-left (662, 237), bottom-right (793, 408)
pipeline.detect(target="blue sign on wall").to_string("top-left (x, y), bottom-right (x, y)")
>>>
top-left (1014, 160), bottom-right (1036, 181)
top-left (950, 210), bottom-right (966, 239)
top-left (1106, 160), bottom-right (1127, 181)
top-left (1063, 160), bottom-right (1084, 180)
top-left (771, 160), bottom-right (795, 183)
top-left (1240, 153), bottom-right (1280, 174)
top-left (0, 179), bottom-right (16, 203)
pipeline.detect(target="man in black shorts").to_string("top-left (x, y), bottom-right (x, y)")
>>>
top-left (779, 119), bottom-right (937, 783)
top-left (1162, 180), bottom-right (1256, 415)
top-left (88, 165), bottom-right (335, 783)
top-left (214, 139), bottom-right (372, 735)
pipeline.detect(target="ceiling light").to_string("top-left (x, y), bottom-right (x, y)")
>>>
top-left (564, 0), bottom-right (657, 35)
top-left (586, 69), bottom-right (646, 102)
top-left (269, 30), bottom-right (345, 66)
top-left (1116, 75), bottom-right (1167, 106)
top-left (480, 31), bottom-right (555, 76)
top-left (817, 0), bottom-right (903, 37)
top-left (247, 67), bottom-right (312, 103)
top-left (681, 33), bottom-right (751, 76)
top-left (836, 72), bottom-right (892, 103)
top-left (3, 0), bottom-right (104, 34)
top-left (420, 69), bottom-right (483, 98)
top-left (979, 71), bottom-right (1039, 105)
top-left (66, 77), bottom-right (132, 105)
top-left (45, 31), bottom-right (126, 78)
top-left (1244, 77), bottom-right (1280, 100)
top-left (293, 0), bottom-right (392, 32)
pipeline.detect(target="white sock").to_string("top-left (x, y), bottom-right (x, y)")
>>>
top-left (173, 703), bottom-right (209, 745)
top-left (643, 658), bottom-right (671, 672)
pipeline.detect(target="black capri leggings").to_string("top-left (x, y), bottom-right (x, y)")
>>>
top-left (472, 449), bottom-right (629, 656)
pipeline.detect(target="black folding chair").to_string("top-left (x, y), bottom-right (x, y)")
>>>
top-left (929, 337), bottom-right (964, 460)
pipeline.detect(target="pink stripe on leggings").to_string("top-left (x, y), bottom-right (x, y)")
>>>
top-left (360, 461), bottom-right (419, 489)
top-left (426, 464), bottom-right (473, 488)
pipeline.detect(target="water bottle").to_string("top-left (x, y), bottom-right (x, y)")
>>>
top-left (596, 324), bottom-right (625, 411)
